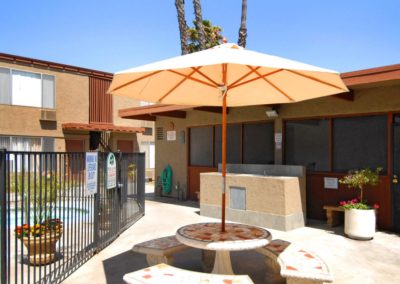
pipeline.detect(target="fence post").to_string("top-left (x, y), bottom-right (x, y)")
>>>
top-left (0, 149), bottom-right (7, 284)
top-left (136, 153), bottom-right (146, 214)
top-left (93, 151), bottom-right (100, 252)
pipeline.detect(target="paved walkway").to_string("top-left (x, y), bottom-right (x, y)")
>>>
top-left (63, 198), bottom-right (400, 284)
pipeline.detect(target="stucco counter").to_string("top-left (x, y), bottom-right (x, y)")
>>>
top-left (200, 172), bottom-right (306, 231)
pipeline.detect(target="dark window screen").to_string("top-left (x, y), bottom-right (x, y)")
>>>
top-left (190, 126), bottom-right (213, 166)
top-left (285, 119), bottom-right (329, 171)
top-left (333, 115), bottom-right (387, 172)
top-left (214, 124), bottom-right (241, 166)
top-left (243, 123), bottom-right (274, 164)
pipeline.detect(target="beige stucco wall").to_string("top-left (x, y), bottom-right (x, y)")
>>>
top-left (155, 82), bottom-right (400, 195)
top-left (200, 172), bottom-right (306, 230)
top-left (113, 96), bottom-right (154, 141)
top-left (0, 61), bottom-right (155, 157)
top-left (200, 173), bottom-right (305, 215)
top-left (0, 61), bottom-right (89, 140)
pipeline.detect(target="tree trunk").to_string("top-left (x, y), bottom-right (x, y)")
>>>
top-left (175, 0), bottom-right (189, 55)
top-left (193, 0), bottom-right (206, 50)
top-left (238, 0), bottom-right (247, 47)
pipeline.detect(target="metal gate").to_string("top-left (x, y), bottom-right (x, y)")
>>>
top-left (0, 150), bottom-right (145, 284)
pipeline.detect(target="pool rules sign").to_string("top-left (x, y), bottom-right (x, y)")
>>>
top-left (85, 152), bottom-right (98, 196)
top-left (106, 153), bottom-right (117, 189)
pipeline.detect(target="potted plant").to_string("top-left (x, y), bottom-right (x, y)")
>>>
top-left (339, 167), bottom-right (381, 240)
top-left (12, 171), bottom-right (63, 264)
top-left (15, 218), bottom-right (63, 265)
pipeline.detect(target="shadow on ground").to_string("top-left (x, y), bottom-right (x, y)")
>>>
top-left (145, 193), bottom-right (200, 209)
top-left (306, 218), bottom-right (346, 236)
top-left (102, 247), bottom-right (266, 283)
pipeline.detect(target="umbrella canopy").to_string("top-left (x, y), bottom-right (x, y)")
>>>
top-left (109, 43), bottom-right (347, 106)
top-left (108, 43), bottom-right (348, 232)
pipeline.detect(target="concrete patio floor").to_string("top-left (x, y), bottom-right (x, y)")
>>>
top-left (62, 196), bottom-right (400, 284)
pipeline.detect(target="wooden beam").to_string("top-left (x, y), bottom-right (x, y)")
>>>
top-left (193, 106), bottom-right (230, 114)
top-left (334, 90), bottom-right (354, 101)
top-left (156, 110), bottom-right (187, 119)
top-left (124, 110), bottom-right (187, 120)
top-left (119, 104), bottom-right (193, 118)
top-left (124, 115), bottom-right (156, 121)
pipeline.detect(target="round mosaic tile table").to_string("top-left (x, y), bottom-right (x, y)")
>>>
top-left (176, 222), bottom-right (272, 275)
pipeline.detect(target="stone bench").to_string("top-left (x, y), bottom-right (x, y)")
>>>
top-left (255, 239), bottom-right (333, 284)
top-left (132, 235), bottom-right (189, 266)
top-left (323, 205), bottom-right (344, 227)
top-left (123, 263), bottom-right (254, 284)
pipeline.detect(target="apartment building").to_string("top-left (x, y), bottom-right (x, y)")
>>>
top-left (0, 53), bottom-right (154, 179)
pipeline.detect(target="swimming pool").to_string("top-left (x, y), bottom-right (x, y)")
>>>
top-left (6, 206), bottom-right (92, 228)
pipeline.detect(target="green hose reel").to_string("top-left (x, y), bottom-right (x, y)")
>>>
top-left (161, 164), bottom-right (172, 194)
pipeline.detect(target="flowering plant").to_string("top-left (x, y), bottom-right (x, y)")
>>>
top-left (339, 198), bottom-right (379, 210)
top-left (339, 167), bottom-right (382, 210)
top-left (15, 219), bottom-right (62, 239)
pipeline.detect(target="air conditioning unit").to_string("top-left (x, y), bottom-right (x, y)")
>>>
top-left (40, 110), bottom-right (57, 121)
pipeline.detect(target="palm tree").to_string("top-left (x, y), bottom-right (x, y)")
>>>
top-left (193, 0), bottom-right (206, 50)
top-left (175, 0), bottom-right (189, 55)
top-left (187, 20), bottom-right (223, 53)
top-left (238, 0), bottom-right (247, 48)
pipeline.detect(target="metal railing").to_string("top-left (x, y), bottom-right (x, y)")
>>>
top-left (0, 150), bottom-right (145, 284)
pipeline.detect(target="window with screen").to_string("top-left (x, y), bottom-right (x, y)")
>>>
top-left (0, 67), bottom-right (55, 108)
top-left (333, 115), bottom-right (387, 173)
top-left (243, 122), bottom-right (274, 164)
top-left (190, 126), bottom-right (213, 166)
top-left (285, 119), bottom-right (329, 171)
top-left (214, 124), bottom-right (241, 166)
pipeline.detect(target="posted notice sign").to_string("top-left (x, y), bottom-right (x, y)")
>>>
top-left (106, 153), bottom-right (117, 189)
top-left (324, 177), bottom-right (338, 189)
top-left (85, 152), bottom-right (98, 195)
top-left (167, 130), bottom-right (176, 141)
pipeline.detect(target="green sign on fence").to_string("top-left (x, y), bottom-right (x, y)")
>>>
top-left (106, 153), bottom-right (117, 189)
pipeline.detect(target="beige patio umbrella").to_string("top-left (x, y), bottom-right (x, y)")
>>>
top-left (108, 42), bottom-right (348, 231)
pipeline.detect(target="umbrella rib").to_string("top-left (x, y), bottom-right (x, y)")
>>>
top-left (251, 68), bottom-right (294, 101)
top-left (157, 69), bottom-right (199, 102)
top-left (286, 69), bottom-right (345, 90)
top-left (192, 68), bottom-right (220, 87)
top-left (168, 69), bottom-right (217, 88)
top-left (229, 69), bottom-right (284, 90)
top-left (110, 70), bottom-right (163, 92)
top-left (227, 66), bottom-right (261, 89)
top-left (263, 77), bottom-right (294, 101)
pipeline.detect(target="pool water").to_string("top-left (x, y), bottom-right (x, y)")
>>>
top-left (7, 207), bottom-right (92, 228)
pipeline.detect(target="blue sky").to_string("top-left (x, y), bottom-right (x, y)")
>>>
top-left (1, 0), bottom-right (399, 73)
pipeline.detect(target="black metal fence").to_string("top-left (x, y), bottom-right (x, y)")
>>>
top-left (0, 150), bottom-right (145, 284)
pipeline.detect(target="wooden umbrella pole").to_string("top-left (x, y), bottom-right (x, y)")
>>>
top-left (221, 93), bottom-right (227, 232)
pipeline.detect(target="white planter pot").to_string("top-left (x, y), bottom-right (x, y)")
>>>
top-left (344, 208), bottom-right (376, 240)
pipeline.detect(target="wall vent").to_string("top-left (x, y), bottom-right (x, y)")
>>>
top-left (156, 127), bottom-right (164, 140)
top-left (40, 110), bottom-right (57, 121)
top-left (143, 127), bottom-right (153, 136)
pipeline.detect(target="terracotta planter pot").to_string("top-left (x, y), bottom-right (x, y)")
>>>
top-left (344, 209), bottom-right (376, 240)
top-left (23, 231), bottom-right (62, 265)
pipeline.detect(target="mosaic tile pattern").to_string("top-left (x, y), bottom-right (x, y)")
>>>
top-left (281, 248), bottom-right (331, 279)
top-left (258, 240), bottom-right (334, 282)
top-left (123, 263), bottom-right (254, 284)
top-left (263, 239), bottom-right (291, 256)
top-left (177, 223), bottom-right (271, 243)
top-left (134, 236), bottom-right (183, 251)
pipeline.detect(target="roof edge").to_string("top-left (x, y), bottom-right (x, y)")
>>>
top-left (62, 122), bottom-right (145, 133)
top-left (341, 63), bottom-right (400, 87)
top-left (0, 52), bottom-right (113, 80)
top-left (341, 64), bottom-right (400, 78)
